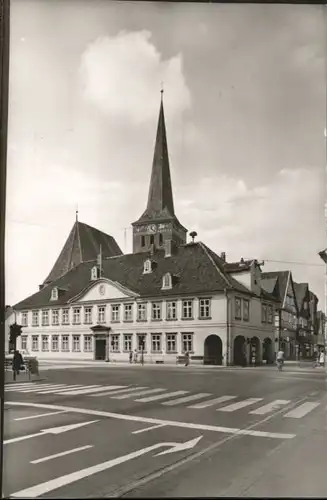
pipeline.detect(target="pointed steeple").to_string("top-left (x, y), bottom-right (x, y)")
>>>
top-left (143, 92), bottom-right (175, 220)
top-left (132, 91), bottom-right (188, 253)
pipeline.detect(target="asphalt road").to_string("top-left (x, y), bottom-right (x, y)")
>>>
top-left (3, 364), bottom-right (327, 498)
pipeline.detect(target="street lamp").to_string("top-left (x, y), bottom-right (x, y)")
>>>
top-left (318, 249), bottom-right (327, 351)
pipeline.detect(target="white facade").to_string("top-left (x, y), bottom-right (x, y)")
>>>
top-left (15, 276), bottom-right (277, 365)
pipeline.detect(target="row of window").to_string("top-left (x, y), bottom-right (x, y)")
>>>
top-left (21, 299), bottom-right (212, 327)
top-left (21, 332), bottom-right (194, 354)
top-left (234, 298), bottom-right (274, 324)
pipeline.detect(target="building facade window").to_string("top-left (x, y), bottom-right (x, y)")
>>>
top-left (111, 334), bottom-right (120, 352)
top-left (111, 304), bottom-right (120, 322)
top-left (62, 335), bottom-right (69, 352)
top-left (21, 312), bottom-right (28, 327)
top-left (182, 300), bottom-right (193, 319)
top-left (84, 307), bottom-right (92, 324)
top-left (41, 335), bottom-right (49, 351)
top-left (91, 266), bottom-right (98, 280)
top-left (182, 333), bottom-right (193, 353)
top-left (267, 305), bottom-right (273, 324)
top-left (73, 308), bottom-right (81, 325)
top-left (21, 335), bottom-right (27, 351)
top-left (32, 310), bottom-right (39, 327)
top-left (162, 273), bottom-right (172, 290)
top-left (124, 304), bottom-right (133, 322)
top-left (51, 288), bottom-right (58, 301)
top-left (72, 335), bottom-right (81, 352)
top-left (199, 299), bottom-right (211, 319)
top-left (243, 299), bottom-right (250, 321)
top-left (166, 301), bottom-right (177, 320)
top-left (152, 302), bottom-right (162, 321)
top-left (262, 304), bottom-right (268, 323)
top-left (51, 335), bottom-right (59, 351)
top-left (84, 335), bottom-right (92, 352)
top-left (166, 333), bottom-right (177, 353)
top-left (52, 310), bottom-right (59, 326)
top-left (151, 334), bottom-right (162, 353)
top-left (137, 334), bottom-right (146, 352)
top-left (32, 335), bottom-right (39, 351)
top-left (123, 334), bottom-right (133, 352)
top-left (137, 303), bottom-right (147, 321)
top-left (235, 298), bottom-right (242, 319)
top-left (97, 306), bottom-right (106, 324)
top-left (143, 259), bottom-right (152, 274)
top-left (42, 310), bottom-right (49, 326)
top-left (62, 309), bottom-right (69, 325)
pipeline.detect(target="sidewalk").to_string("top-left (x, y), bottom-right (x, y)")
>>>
top-left (4, 369), bottom-right (44, 385)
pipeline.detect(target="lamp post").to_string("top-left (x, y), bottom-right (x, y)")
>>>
top-left (318, 249), bottom-right (327, 351)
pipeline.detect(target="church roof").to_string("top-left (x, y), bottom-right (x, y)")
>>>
top-left (43, 220), bottom-right (123, 285)
top-left (14, 242), bottom-right (278, 310)
top-left (134, 94), bottom-right (181, 226)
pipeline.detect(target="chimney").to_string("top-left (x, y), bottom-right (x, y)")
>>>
top-left (240, 257), bottom-right (244, 264)
top-left (220, 252), bottom-right (226, 262)
top-left (39, 284), bottom-right (45, 291)
top-left (164, 239), bottom-right (172, 258)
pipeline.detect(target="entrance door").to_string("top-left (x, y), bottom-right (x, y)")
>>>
top-left (204, 335), bottom-right (223, 365)
top-left (95, 338), bottom-right (106, 360)
top-left (233, 336), bottom-right (246, 366)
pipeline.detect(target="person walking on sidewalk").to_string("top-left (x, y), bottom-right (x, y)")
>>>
top-left (276, 348), bottom-right (284, 371)
top-left (12, 350), bottom-right (24, 381)
top-left (319, 350), bottom-right (325, 367)
top-left (129, 351), bottom-right (133, 364)
top-left (185, 351), bottom-right (190, 367)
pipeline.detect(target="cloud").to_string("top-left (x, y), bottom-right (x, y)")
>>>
top-left (79, 30), bottom-right (191, 125)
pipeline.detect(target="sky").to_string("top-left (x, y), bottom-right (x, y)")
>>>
top-left (6, 1), bottom-right (327, 307)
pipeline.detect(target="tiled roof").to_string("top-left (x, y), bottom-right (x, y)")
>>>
top-left (14, 242), bottom-right (273, 310)
top-left (261, 271), bottom-right (290, 303)
top-left (261, 277), bottom-right (278, 295)
top-left (224, 260), bottom-right (253, 273)
top-left (43, 221), bottom-right (123, 285)
top-left (293, 282), bottom-right (308, 312)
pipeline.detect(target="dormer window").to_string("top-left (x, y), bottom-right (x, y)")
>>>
top-left (91, 266), bottom-right (99, 281)
top-left (162, 273), bottom-right (172, 290)
top-left (143, 259), bottom-right (152, 274)
top-left (51, 288), bottom-right (58, 301)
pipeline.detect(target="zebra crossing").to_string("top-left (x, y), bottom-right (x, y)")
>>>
top-left (4, 382), bottom-right (321, 419)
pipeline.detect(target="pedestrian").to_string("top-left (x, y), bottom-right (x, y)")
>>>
top-left (276, 348), bottom-right (284, 371)
top-left (185, 351), bottom-right (190, 367)
top-left (129, 351), bottom-right (133, 364)
top-left (133, 349), bottom-right (138, 364)
top-left (319, 350), bottom-right (325, 367)
top-left (12, 350), bottom-right (24, 382)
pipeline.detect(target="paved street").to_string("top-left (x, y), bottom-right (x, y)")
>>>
top-left (3, 364), bottom-right (327, 497)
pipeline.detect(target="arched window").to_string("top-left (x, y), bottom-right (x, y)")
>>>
top-left (51, 288), bottom-right (58, 301)
top-left (162, 273), bottom-right (172, 290)
top-left (143, 259), bottom-right (152, 274)
top-left (91, 266), bottom-right (98, 280)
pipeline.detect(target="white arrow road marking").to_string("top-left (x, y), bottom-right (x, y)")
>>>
top-left (284, 401), bottom-right (321, 418)
top-left (31, 445), bottom-right (93, 464)
top-left (6, 401), bottom-right (297, 439)
top-left (249, 400), bottom-right (290, 415)
top-left (14, 410), bottom-right (69, 421)
top-left (4, 420), bottom-right (99, 444)
top-left (189, 395), bottom-right (237, 409)
top-left (10, 437), bottom-right (203, 498)
top-left (217, 398), bottom-right (263, 412)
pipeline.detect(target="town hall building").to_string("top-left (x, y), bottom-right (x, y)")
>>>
top-left (11, 94), bottom-right (280, 366)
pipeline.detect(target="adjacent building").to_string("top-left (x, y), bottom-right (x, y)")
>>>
top-left (11, 94), bottom-right (279, 366)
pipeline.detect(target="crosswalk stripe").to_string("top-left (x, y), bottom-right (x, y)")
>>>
top-left (52, 385), bottom-right (101, 394)
top-left (162, 393), bottom-right (211, 406)
top-left (284, 401), bottom-right (321, 419)
top-left (90, 386), bottom-right (137, 397)
top-left (53, 385), bottom-right (125, 396)
top-left (249, 400), bottom-right (290, 415)
top-left (5, 384), bottom-right (63, 393)
top-left (20, 385), bottom-right (70, 393)
top-left (35, 385), bottom-right (72, 394)
top-left (112, 388), bottom-right (166, 400)
top-left (5, 383), bottom-right (35, 388)
top-left (189, 395), bottom-right (237, 409)
top-left (135, 390), bottom-right (189, 403)
top-left (217, 398), bottom-right (263, 412)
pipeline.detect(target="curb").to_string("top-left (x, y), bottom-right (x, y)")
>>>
top-left (4, 377), bottom-right (47, 385)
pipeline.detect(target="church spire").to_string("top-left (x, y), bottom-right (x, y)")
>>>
top-left (144, 90), bottom-right (175, 219)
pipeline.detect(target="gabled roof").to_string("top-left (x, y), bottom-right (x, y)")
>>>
top-left (261, 277), bottom-right (278, 295)
top-left (14, 242), bottom-right (276, 311)
top-left (225, 259), bottom-right (253, 273)
top-left (293, 282), bottom-right (308, 312)
top-left (261, 271), bottom-right (290, 304)
top-left (43, 220), bottom-right (123, 285)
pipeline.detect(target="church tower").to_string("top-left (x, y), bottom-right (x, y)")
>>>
top-left (132, 91), bottom-right (188, 253)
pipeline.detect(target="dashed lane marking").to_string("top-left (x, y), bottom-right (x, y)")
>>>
top-left (30, 445), bottom-right (93, 464)
top-left (14, 410), bottom-right (69, 421)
